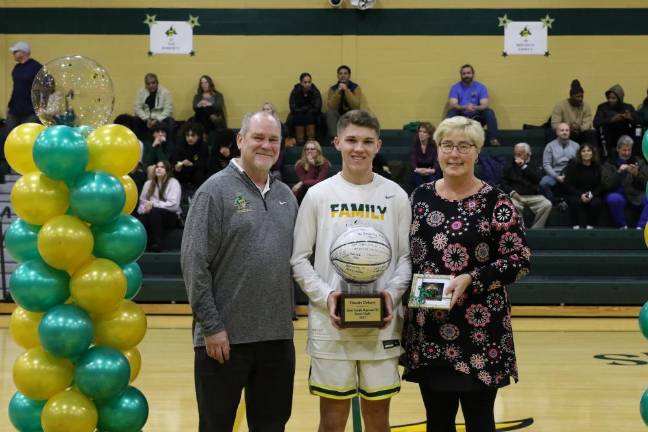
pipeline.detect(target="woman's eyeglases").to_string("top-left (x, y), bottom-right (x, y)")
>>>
top-left (439, 142), bottom-right (475, 154)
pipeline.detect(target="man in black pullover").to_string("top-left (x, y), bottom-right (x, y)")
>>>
top-left (500, 142), bottom-right (552, 228)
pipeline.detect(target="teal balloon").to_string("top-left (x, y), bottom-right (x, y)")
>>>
top-left (8, 391), bottom-right (45, 432)
top-left (75, 125), bottom-right (95, 138)
top-left (640, 301), bottom-right (648, 339)
top-left (10, 259), bottom-right (70, 312)
top-left (5, 219), bottom-right (40, 263)
top-left (642, 129), bottom-right (648, 162)
top-left (33, 125), bottom-right (88, 181)
top-left (92, 215), bottom-right (147, 265)
top-left (70, 171), bottom-right (125, 225)
top-left (75, 346), bottom-right (131, 401)
top-left (39, 304), bottom-right (94, 358)
top-left (642, 389), bottom-right (648, 426)
top-left (122, 262), bottom-right (143, 299)
top-left (97, 386), bottom-right (149, 432)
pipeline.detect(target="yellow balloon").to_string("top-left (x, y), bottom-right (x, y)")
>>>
top-left (122, 346), bottom-right (142, 383)
top-left (11, 171), bottom-right (69, 225)
top-left (5, 123), bottom-right (44, 174)
top-left (38, 215), bottom-right (94, 271)
top-left (9, 306), bottom-right (43, 349)
top-left (42, 389), bottom-right (97, 432)
top-left (13, 346), bottom-right (74, 400)
top-left (94, 299), bottom-right (147, 351)
top-left (644, 223), bottom-right (648, 248)
top-left (120, 175), bottom-right (138, 214)
top-left (86, 124), bottom-right (141, 177)
top-left (70, 258), bottom-right (126, 315)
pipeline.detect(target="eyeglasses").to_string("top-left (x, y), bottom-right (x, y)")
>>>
top-left (438, 142), bottom-right (476, 154)
top-left (305, 147), bottom-right (317, 151)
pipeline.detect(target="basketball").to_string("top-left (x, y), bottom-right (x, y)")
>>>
top-left (329, 226), bottom-right (392, 283)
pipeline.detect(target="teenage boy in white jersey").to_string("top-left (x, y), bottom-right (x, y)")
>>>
top-left (291, 110), bottom-right (412, 432)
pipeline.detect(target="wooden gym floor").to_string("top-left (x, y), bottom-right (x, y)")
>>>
top-left (0, 310), bottom-right (646, 431)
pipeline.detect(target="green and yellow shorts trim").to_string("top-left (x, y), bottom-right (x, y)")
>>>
top-left (308, 357), bottom-right (401, 400)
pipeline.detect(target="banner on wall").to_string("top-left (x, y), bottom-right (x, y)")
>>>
top-left (150, 21), bottom-right (193, 55)
top-left (504, 22), bottom-right (547, 56)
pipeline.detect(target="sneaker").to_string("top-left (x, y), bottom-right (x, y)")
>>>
top-left (636, 226), bottom-right (643, 230)
top-left (572, 225), bottom-right (580, 230)
top-left (489, 138), bottom-right (501, 147)
top-left (620, 225), bottom-right (628, 229)
top-left (586, 225), bottom-right (594, 230)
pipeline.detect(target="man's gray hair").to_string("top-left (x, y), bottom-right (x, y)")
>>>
top-left (616, 134), bottom-right (634, 148)
top-left (239, 111), bottom-right (282, 138)
top-left (514, 142), bottom-right (532, 156)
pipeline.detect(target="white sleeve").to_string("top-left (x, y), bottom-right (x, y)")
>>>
top-left (137, 180), bottom-right (152, 214)
top-left (290, 191), bottom-right (334, 309)
top-left (383, 192), bottom-right (412, 305)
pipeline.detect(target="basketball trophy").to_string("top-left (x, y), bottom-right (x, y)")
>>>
top-left (329, 226), bottom-right (392, 328)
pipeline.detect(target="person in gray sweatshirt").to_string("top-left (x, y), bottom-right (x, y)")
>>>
top-left (540, 122), bottom-right (580, 204)
top-left (181, 111), bottom-right (298, 431)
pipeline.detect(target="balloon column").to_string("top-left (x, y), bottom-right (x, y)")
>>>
top-left (6, 56), bottom-right (148, 432)
top-left (642, 129), bottom-right (648, 427)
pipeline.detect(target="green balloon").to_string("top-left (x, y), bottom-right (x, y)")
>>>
top-left (39, 304), bottom-right (93, 359)
top-left (8, 391), bottom-right (45, 432)
top-left (97, 385), bottom-right (149, 432)
top-left (33, 125), bottom-right (88, 181)
top-left (122, 262), bottom-right (143, 300)
top-left (70, 171), bottom-right (125, 225)
top-left (75, 346), bottom-right (131, 401)
top-left (92, 215), bottom-right (147, 265)
top-left (640, 301), bottom-right (648, 339)
top-left (642, 389), bottom-right (648, 426)
top-left (10, 259), bottom-right (70, 312)
top-left (5, 219), bottom-right (41, 263)
top-left (643, 130), bottom-right (648, 162)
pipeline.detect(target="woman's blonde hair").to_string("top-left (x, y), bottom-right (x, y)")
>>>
top-left (433, 116), bottom-right (485, 151)
top-left (299, 140), bottom-right (327, 172)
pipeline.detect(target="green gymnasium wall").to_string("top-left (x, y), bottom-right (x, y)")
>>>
top-left (2, 1), bottom-right (648, 130)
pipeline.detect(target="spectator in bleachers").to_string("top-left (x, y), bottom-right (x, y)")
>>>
top-left (500, 143), bottom-right (552, 228)
top-left (637, 88), bottom-right (648, 129)
top-left (133, 73), bottom-right (174, 139)
top-left (207, 126), bottom-right (238, 176)
top-left (373, 152), bottom-right (392, 180)
top-left (192, 75), bottom-right (226, 133)
top-left (325, 65), bottom-right (363, 140)
top-left (601, 135), bottom-right (648, 229)
top-left (289, 72), bottom-right (323, 146)
top-left (137, 160), bottom-right (182, 252)
top-left (142, 124), bottom-right (172, 179)
top-left (172, 122), bottom-right (208, 197)
top-left (262, 102), bottom-right (288, 179)
top-left (550, 79), bottom-right (597, 145)
top-left (446, 64), bottom-right (500, 147)
top-left (291, 140), bottom-right (329, 203)
top-left (593, 84), bottom-right (641, 159)
top-left (563, 143), bottom-right (603, 229)
top-left (540, 122), bottom-right (579, 206)
top-left (410, 122), bottom-right (439, 187)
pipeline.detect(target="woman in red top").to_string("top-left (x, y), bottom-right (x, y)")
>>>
top-left (292, 140), bottom-right (330, 203)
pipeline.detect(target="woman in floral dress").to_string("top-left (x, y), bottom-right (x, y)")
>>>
top-left (402, 116), bottom-right (531, 432)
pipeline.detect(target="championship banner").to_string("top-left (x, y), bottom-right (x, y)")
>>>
top-left (503, 21), bottom-right (548, 56)
top-left (149, 21), bottom-right (193, 55)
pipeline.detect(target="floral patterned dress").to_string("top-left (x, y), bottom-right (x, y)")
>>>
top-left (402, 181), bottom-right (531, 389)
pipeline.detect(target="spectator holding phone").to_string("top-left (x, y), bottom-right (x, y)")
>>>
top-left (601, 135), bottom-right (648, 229)
top-left (563, 143), bottom-right (603, 229)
